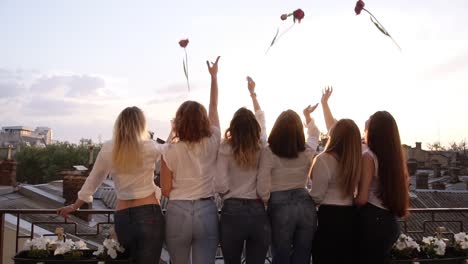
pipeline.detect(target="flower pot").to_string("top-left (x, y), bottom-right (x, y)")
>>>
top-left (13, 250), bottom-right (130, 264)
top-left (390, 256), bottom-right (467, 263)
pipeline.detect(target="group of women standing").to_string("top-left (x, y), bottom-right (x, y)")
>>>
top-left (58, 56), bottom-right (410, 264)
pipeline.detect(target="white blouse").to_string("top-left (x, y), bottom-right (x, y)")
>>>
top-left (309, 152), bottom-right (353, 206)
top-left (78, 140), bottom-right (167, 203)
top-left (257, 119), bottom-right (319, 193)
top-left (163, 126), bottom-right (221, 200)
top-left (214, 110), bottom-right (269, 202)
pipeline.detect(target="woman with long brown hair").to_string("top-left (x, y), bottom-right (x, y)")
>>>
top-left (215, 76), bottom-right (270, 264)
top-left (58, 106), bottom-right (167, 263)
top-left (321, 87), bottom-right (409, 263)
top-left (257, 102), bottom-right (320, 264)
top-left (354, 111), bottom-right (409, 264)
top-left (309, 117), bottom-right (362, 264)
top-left (160, 56), bottom-right (221, 264)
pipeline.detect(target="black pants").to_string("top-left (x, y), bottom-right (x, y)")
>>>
top-left (114, 204), bottom-right (165, 264)
top-left (312, 204), bottom-right (357, 264)
top-left (220, 198), bottom-right (271, 264)
top-left (356, 203), bottom-right (400, 264)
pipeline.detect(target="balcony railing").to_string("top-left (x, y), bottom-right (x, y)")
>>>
top-left (1, 208), bottom-right (467, 264)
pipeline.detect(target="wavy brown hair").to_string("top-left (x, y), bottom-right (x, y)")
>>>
top-left (224, 108), bottom-right (261, 169)
top-left (324, 119), bottom-right (362, 198)
top-left (173, 101), bottom-right (212, 143)
top-left (112, 106), bottom-right (148, 173)
top-left (268, 110), bottom-right (305, 158)
top-left (367, 111), bottom-right (409, 218)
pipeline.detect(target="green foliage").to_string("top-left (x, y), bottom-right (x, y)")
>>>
top-left (14, 139), bottom-right (101, 184)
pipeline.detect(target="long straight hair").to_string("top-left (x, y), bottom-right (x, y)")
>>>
top-left (268, 110), bottom-right (305, 158)
top-left (224, 108), bottom-right (261, 169)
top-left (112, 106), bottom-right (148, 173)
top-left (367, 111), bottom-right (409, 217)
top-left (324, 119), bottom-right (362, 197)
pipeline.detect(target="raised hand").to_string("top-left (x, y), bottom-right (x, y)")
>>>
top-left (321, 86), bottom-right (333, 105)
top-left (303, 103), bottom-right (318, 125)
top-left (247, 76), bottom-right (256, 94)
top-left (206, 56), bottom-right (221, 77)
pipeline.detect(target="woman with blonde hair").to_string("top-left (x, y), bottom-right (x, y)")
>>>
top-left (215, 76), bottom-right (270, 264)
top-left (309, 105), bottom-right (362, 263)
top-left (58, 106), bottom-right (167, 263)
top-left (161, 56), bottom-right (221, 264)
top-left (257, 102), bottom-right (320, 264)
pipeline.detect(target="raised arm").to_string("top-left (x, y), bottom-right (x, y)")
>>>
top-left (321, 86), bottom-right (337, 132)
top-left (303, 103), bottom-right (320, 152)
top-left (247, 76), bottom-right (261, 112)
top-left (247, 76), bottom-right (267, 145)
top-left (206, 56), bottom-right (221, 128)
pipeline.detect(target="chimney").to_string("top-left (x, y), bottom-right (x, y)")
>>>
top-left (416, 142), bottom-right (422, 150)
top-left (416, 172), bottom-right (429, 189)
top-left (431, 182), bottom-right (446, 190)
top-left (62, 170), bottom-right (92, 221)
top-left (0, 145), bottom-right (17, 186)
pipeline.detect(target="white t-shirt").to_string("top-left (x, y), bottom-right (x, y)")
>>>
top-left (78, 140), bottom-right (167, 203)
top-left (163, 126), bottom-right (221, 200)
top-left (257, 119), bottom-right (319, 193)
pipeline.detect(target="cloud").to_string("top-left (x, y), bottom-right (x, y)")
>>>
top-left (425, 50), bottom-right (468, 77)
top-left (0, 81), bottom-right (25, 97)
top-left (147, 82), bottom-right (200, 104)
top-left (22, 97), bottom-right (94, 116)
top-left (30, 75), bottom-right (106, 97)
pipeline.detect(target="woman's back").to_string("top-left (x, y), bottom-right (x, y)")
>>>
top-left (163, 126), bottom-right (220, 200)
top-left (78, 139), bottom-right (165, 202)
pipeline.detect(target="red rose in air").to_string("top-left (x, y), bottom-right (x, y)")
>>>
top-left (280, 14), bottom-right (288, 21)
top-left (179, 39), bottom-right (189, 48)
top-left (293, 9), bottom-right (305, 23)
top-left (355, 0), bottom-right (365, 15)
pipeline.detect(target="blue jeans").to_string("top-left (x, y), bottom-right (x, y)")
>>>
top-left (165, 199), bottom-right (219, 264)
top-left (114, 204), bottom-right (165, 264)
top-left (268, 188), bottom-right (317, 264)
top-left (220, 198), bottom-right (271, 264)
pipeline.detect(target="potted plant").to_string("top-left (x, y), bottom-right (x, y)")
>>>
top-left (14, 237), bottom-right (96, 264)
top-left (93, 239), bottom-right (129, 263)
top-left (390, 233), bottom-right (468, 263)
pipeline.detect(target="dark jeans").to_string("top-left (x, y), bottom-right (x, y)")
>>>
top-left (268, 188), bottom-right (317, 264)
top-left (114, 204), bottom-right (165, 264)
top-left (313, 204), bottom-right (357, 264)
top-left (220, 198), bottom-right (271, 264)
top-left (356, 203), bottom-right (400, 264)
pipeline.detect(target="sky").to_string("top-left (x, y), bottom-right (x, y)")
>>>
top-left (1, 0), bottom-right (467, 148)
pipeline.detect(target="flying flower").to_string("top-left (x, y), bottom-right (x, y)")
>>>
top-left (179, 39), bottom-right (189, 48)
top-left (354, 0), bottom-right (401, 50)
top-left (179, 38), bottom-right (190, 91)
top-left (354, 0), bottom-right (365, 15)
top-left (293, 9), bottom-right (305, 23)
top-left (267, 8), bottom-right (305, 53)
